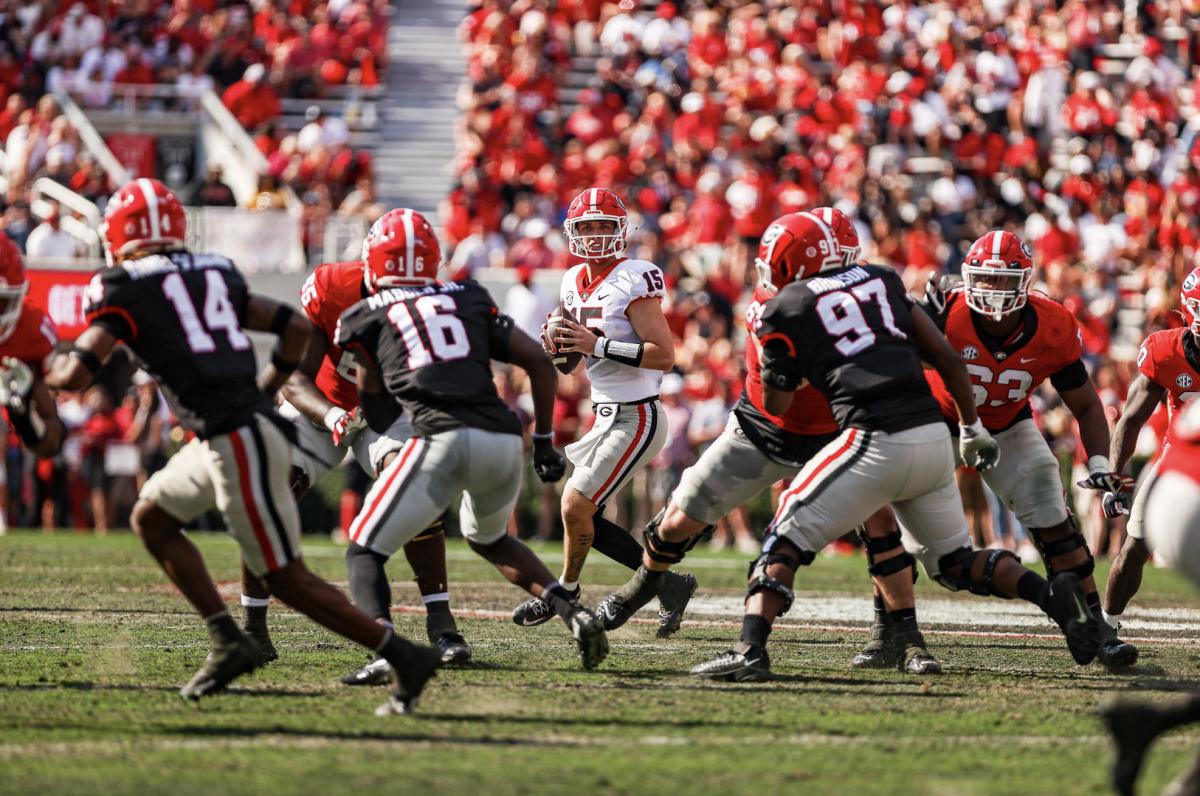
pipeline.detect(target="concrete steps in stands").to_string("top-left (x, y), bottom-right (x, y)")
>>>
top-left (371, 0), bottom-right (466, 219)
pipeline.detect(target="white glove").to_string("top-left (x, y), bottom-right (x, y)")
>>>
top-left (959, 419), bottom-right (1000, 472)
top-left (0, 356), bottom-right (34, 413)
top-left (324, 406), bottom-right (367, 448)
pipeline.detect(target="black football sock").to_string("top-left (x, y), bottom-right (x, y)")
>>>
top-left (243, 604), bottom-right (268, 632)
top-left (614, 565), bottom-right (666, 607)
top-left (424, 598), bottom-right (458, 640)
top-left (592, 511), bottom-right (645, 570)
top-left (1085, 591), bottom-right (1103, 618)
top-left (1016, 571), bottom-right (1050, 611)
top-left (204, 610), bottom-right (241, 646)
top-left (740, 614), bottom-right (772, 648)
top-left (346, 543), bottom-right (393, 623)
top-left (541, 584), bottom-right (580, 619)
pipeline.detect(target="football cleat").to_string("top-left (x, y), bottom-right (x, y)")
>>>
top-left (596, 592), bottom-right (637, 632)
top-left (656, 571), bottom-right (698, 639)
top-left (852, 614), bottom-right (895, 669)
top-left (1099, 700), bottom-right (1162, 796)
top-left (435, 632), bottom-right (472, 665)
top-left (375, 643), bottom-right (441, 716)
top-left (245, 625), bottom-right (278, 666)
top-left (689, 641), bottom-right (770, 682)
top-left (512, 586), bottom-right (578, 627)
top-left (1047, 573), bottom-right (1101, 666)
top-left (340, 656), bottom-right (391, 686)
top-left (1096, 622), bottom-right (1139, 669)
top-left (180, 636), bottom-right (261, 700)
top-left (568, 606), bottom-right (609, 670)
top-left (895, 630), bottom-right (942, 675)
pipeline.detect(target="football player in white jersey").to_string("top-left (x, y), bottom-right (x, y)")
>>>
top-left (511, 188), bottom-right (698, 635)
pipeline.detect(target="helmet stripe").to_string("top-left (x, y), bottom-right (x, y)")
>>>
top-left (991, 230), bottom-right (1003, 258)
top-left (136, 178), bottom-right (161, 241)
top-left (401, 209), bottom-right (415, 278)
top-left (590, 188), bottom-right (598, 211)
top-left (798, 211), bottom-right (838, 260)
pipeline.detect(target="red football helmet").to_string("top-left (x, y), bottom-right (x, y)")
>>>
top-left (101, 178), bottom-right (186, 265)
top-left (564, 188), bottom-right (628, 260)
top-left (362, 208), bottom-right (441, 292)
top-left (1181, 266), bottom-right (1200, 334)
top-left (0, 231), bottom-right (26, 343)
top-left (961, 230), bottom-right (1034, 320)
top-left (812, 206), bottom-right (861, 267)
top-left (754, 211), bottom-right (842, 292)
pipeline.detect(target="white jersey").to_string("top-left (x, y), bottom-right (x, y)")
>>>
top-left (561, 258), bottom-right (666, 403)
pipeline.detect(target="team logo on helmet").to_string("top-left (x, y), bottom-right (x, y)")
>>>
top-left (961, 345), bottom-right (979, 361)
top-left (1186, 272), bottom-right (1199, 292)
top-left (1178, 373), bottom-right (1194, 389)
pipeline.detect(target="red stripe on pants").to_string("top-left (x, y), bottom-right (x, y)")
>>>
top-left (350, 438), bottom-right (420, 544)
top-left (772, 429), bottom-right (859, 522)
top-left (228, 429), bottom-right (278, 571)
top-left (589, 404), bottom-right (647, 503)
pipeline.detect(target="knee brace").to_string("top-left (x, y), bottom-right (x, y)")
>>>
top-left (857, 528), bottom-right (918, 582)
top-left (410, 517), bottom-right (446, 543)
top-left (934, 547), bottom-right (1018, 599)
top-left (643, 508), bottom-right (708, 565)
top-left (346, 542), bottom-right (393, 620)
top-left (1029, 519), bottom-right (1094, 581)
top-left (744, 544), bottom-right (812, 615)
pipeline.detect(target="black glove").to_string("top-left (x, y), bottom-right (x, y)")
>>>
top-left (532, 435), bottom-right (566, 483)
top-left (1101, 491), bottom-right (1131, 519)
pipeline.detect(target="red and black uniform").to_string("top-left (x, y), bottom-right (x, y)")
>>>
top-left (925, 289), bottom-right (1090, 432)
top-left (734, 286), bottom-right (838, 466)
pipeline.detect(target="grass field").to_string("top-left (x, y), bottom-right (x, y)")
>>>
top-left (2, 531), bottom-right (1199, 796)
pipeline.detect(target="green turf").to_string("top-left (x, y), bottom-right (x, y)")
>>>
top-left (2, 531), bottom-right (1198, 795)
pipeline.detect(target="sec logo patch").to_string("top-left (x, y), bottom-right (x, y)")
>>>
top-left (961, 345), bottom-right (979, 361)
top-left (1178, 373), bottom-right (1194, 389)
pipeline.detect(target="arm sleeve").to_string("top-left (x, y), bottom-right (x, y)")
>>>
top-left (83, 272), bottom-right (136, 342)
top-left (1050, 358), bottom-right (1090, 392)
top-left (300, 269), bottom-right (325, 326)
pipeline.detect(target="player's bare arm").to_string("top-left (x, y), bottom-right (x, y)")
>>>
top-left (45, 324), bottom-right (119, 392)
top-left (280, 324), bottom-right (334, 424)
top-left (1060, 379), bottom-right (1117, 472)
top-left (243, 295), bottom-right (313, 395)
top-left (911, 306), bottom-right (978, 427)
top-left (1110, 374), bottom-right (1165, 475)
top-left (351, 349), bottom-right (399, 432)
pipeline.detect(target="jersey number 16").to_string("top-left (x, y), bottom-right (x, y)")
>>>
top-left (388, 294), bottom-right (470, 369)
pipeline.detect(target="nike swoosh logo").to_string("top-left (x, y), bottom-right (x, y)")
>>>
top-left (596, 294), bottom-right (609, 301)
top-left (1073, 594), bottom-right (1089, 624)
top-left (1019, 357), bottom-right (1037, 364)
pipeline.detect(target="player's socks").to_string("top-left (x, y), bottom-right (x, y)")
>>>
top-left (204, 610), bottom-right (242, 646)
top-left (1016, 570), bottom-right (1050, 610)
top-left (592, 512), bottom-right (645, 570)
top-left (423, 595), bottom-right (456, 639)
top-left (540, 583), bottom-right (583, 620)
top-left (1085, 591), bottom-right (1103, 617)
top-left (740, 614), bottom-right (771, 649)
top-left (241, 597), bottom-right (269, 631)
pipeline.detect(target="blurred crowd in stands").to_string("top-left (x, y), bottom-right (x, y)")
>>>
top-left (448, 0), bottom-right (1200, 549)
top-left (0, 1), bottom-right (389, 262)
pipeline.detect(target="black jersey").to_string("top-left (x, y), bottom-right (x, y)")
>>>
top-left (755, 264), bottom-right (943, 434)
top-left (335, 279), bottom-right (523, 437)
top-left (84, 251), bottom-right (273, 438)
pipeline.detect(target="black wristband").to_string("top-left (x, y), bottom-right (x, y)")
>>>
top-left (69, 347), bottom-right (102, 374)
top-left (532, 431), bottom-right (553, 443)
top-left (270, 349), bottom-right (300, 373)
top-left (7, 405), bottom-right (45, 447)
top-left (270, 304), bottom-right (295, 337)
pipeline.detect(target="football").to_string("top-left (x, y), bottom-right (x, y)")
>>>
top-left (543, 304), bottom-right (583, 374)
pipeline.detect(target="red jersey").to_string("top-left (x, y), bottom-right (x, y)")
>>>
top-left (734, 288), bottom-right (838, 465)
top-left (2, 302), bottom-right (58, 375)
top-left (299, 260), bottom-right (367, 412)
top-left (926, 290), bottom-right (1088, 431)
top-left (1158, 399), bottom-right (1200, 481)
top-left (1136, 328), bottom-right (1200, 443)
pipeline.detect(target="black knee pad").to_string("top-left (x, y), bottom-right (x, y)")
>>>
top-left (934, 547), bottom-right (1018, 599)
top-left (1029, 522), bottom-right (1094, 581)
top-left (744, 542), bottom-right (811, 615)
top-left (858, 528), bottom-right (917, 581)
top-left (346, 542), bottom-right (392, 620)
top-left (643, 508), bottom-right (707, 565)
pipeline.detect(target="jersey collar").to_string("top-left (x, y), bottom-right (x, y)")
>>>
top-left (576, 259), bottom-right (622, 301)
top-left (969, 302), bottom-right (1039, 362)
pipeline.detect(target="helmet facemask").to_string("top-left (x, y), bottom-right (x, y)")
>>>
top-left (565, 215), bottom-right (627, 260)
top-left (0, 281), bottom-right (27, 343)
top-left (963, 262), bottom-right (1031, 320)
top-left (1185, 296), bottom-right (1200, 335)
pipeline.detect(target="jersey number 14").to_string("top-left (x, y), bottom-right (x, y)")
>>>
top-left (161, 271), bottom-right (252, 353)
